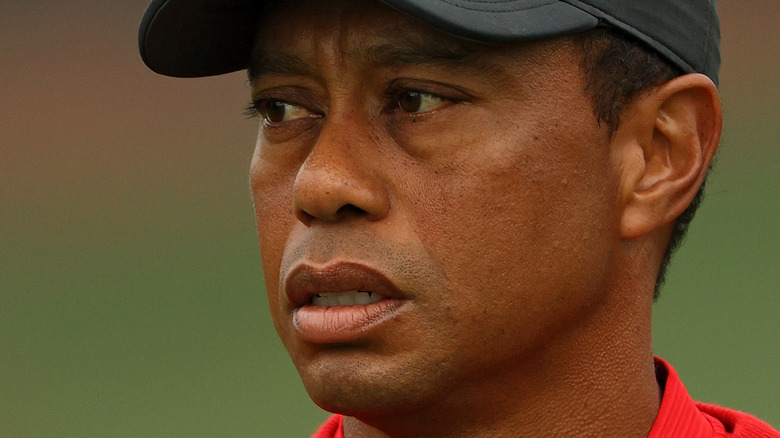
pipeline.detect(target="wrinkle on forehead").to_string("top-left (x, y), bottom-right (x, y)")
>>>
top-left (247, 0), bottom-right (505, 84)
top-left (250, 0), bottom-right (386, 77)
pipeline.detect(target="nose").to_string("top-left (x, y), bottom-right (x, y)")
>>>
top-left (293, 118), bottom-right (390, 224)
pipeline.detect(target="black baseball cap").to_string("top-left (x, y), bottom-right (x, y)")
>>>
top-left (139, 0), bottom-right (720, 85)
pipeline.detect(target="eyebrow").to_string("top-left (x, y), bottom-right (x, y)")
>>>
top-left (358, 38), bottom-right (481, 68)
top-left (247, 35), bottom-right (501, 84)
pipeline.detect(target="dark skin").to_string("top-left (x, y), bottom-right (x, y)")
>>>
top-left (247, 1), bottom-right (722, 436)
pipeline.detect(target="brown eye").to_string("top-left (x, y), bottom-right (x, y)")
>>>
top-left (396, 90), bottom-right (447, 114)
top-left (256, 100), bottom-right (313, 124)
top-left (263, 100), bottom-right (287, 123)
top-left (398, 91), bottom-right (422, 113)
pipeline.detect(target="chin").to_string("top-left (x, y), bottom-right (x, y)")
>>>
top-left (296, 352), bottom-right (445, 417)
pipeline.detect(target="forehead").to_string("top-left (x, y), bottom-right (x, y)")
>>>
top-left (248, 0), bottom-right (561, 83)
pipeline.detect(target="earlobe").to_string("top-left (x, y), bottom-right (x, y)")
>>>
top-left (618, 73), bottom-right (722, 240)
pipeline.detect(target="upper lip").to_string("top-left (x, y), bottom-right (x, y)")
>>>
top-left (284, 262), bottom-right (405, 307)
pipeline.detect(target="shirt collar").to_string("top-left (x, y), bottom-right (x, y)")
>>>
top-left (648, 357), bottom-right (716, 438)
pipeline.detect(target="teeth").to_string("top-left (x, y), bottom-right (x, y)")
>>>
top-left (310, 290), bottom-right (387, 306)
top-left (354, 292), bottom-right (371, 305)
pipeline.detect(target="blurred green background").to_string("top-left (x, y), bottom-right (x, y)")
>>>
top-left (1, 1), bottom-right (777, 436)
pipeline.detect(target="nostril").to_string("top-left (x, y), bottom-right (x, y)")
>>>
top-left (336, 204), bottom-right (368, 218)
top-left (295, 208), bottom-right (316, 225)
top-left (291, 156), bottom-right (390, 223)
top-left (295, 203), bottom-right (367, 225)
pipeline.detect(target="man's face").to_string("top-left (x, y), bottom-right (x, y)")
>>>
top-left (250, 0), bottom-right (622, 416)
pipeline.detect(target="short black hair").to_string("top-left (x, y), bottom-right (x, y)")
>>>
top-left (573, 27), bottom-right (709, 300)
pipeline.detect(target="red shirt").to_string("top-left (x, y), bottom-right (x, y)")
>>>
top-left (312, 358), bottom-right (778, 437)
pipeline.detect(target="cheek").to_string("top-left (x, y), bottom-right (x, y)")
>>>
top-left (403, 117), bottom-right (618, 335)
top-left (250, 155), bottom-right (298, 308)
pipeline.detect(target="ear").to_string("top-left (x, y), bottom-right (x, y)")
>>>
top-left (615, 73), bottom-right (722, 240)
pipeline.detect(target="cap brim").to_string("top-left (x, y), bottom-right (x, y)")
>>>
top-left (139, 0), bottom-right (599, 78)
top-left (139, 0), bottom-right (260, 78)
top-left (382, 0), bottom-right (597, 43)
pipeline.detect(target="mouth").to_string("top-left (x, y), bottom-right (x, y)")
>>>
top-left (285, 261), bottom-right (404, 308)
top-left (311, 290), bottom-right (387, 306)
top-left (284, 262), bottom-right (409, 343)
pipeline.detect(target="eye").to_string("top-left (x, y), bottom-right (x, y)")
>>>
top-left (396, 90), bottom-right (448, 114)
top-left (252, 99), bottom-right (314, 124)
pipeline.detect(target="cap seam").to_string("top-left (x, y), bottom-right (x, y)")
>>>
top-left (436, 0), bottom-right (558, 14)
top-left (139, 0), bottom-right (173, 72)
top-left (559, 0), bottom-right (695, 74)
top-left (702, 0), bottom-right (714, 74)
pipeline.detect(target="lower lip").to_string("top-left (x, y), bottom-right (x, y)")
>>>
top-left (292, 299), bottom-right (407, 343)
